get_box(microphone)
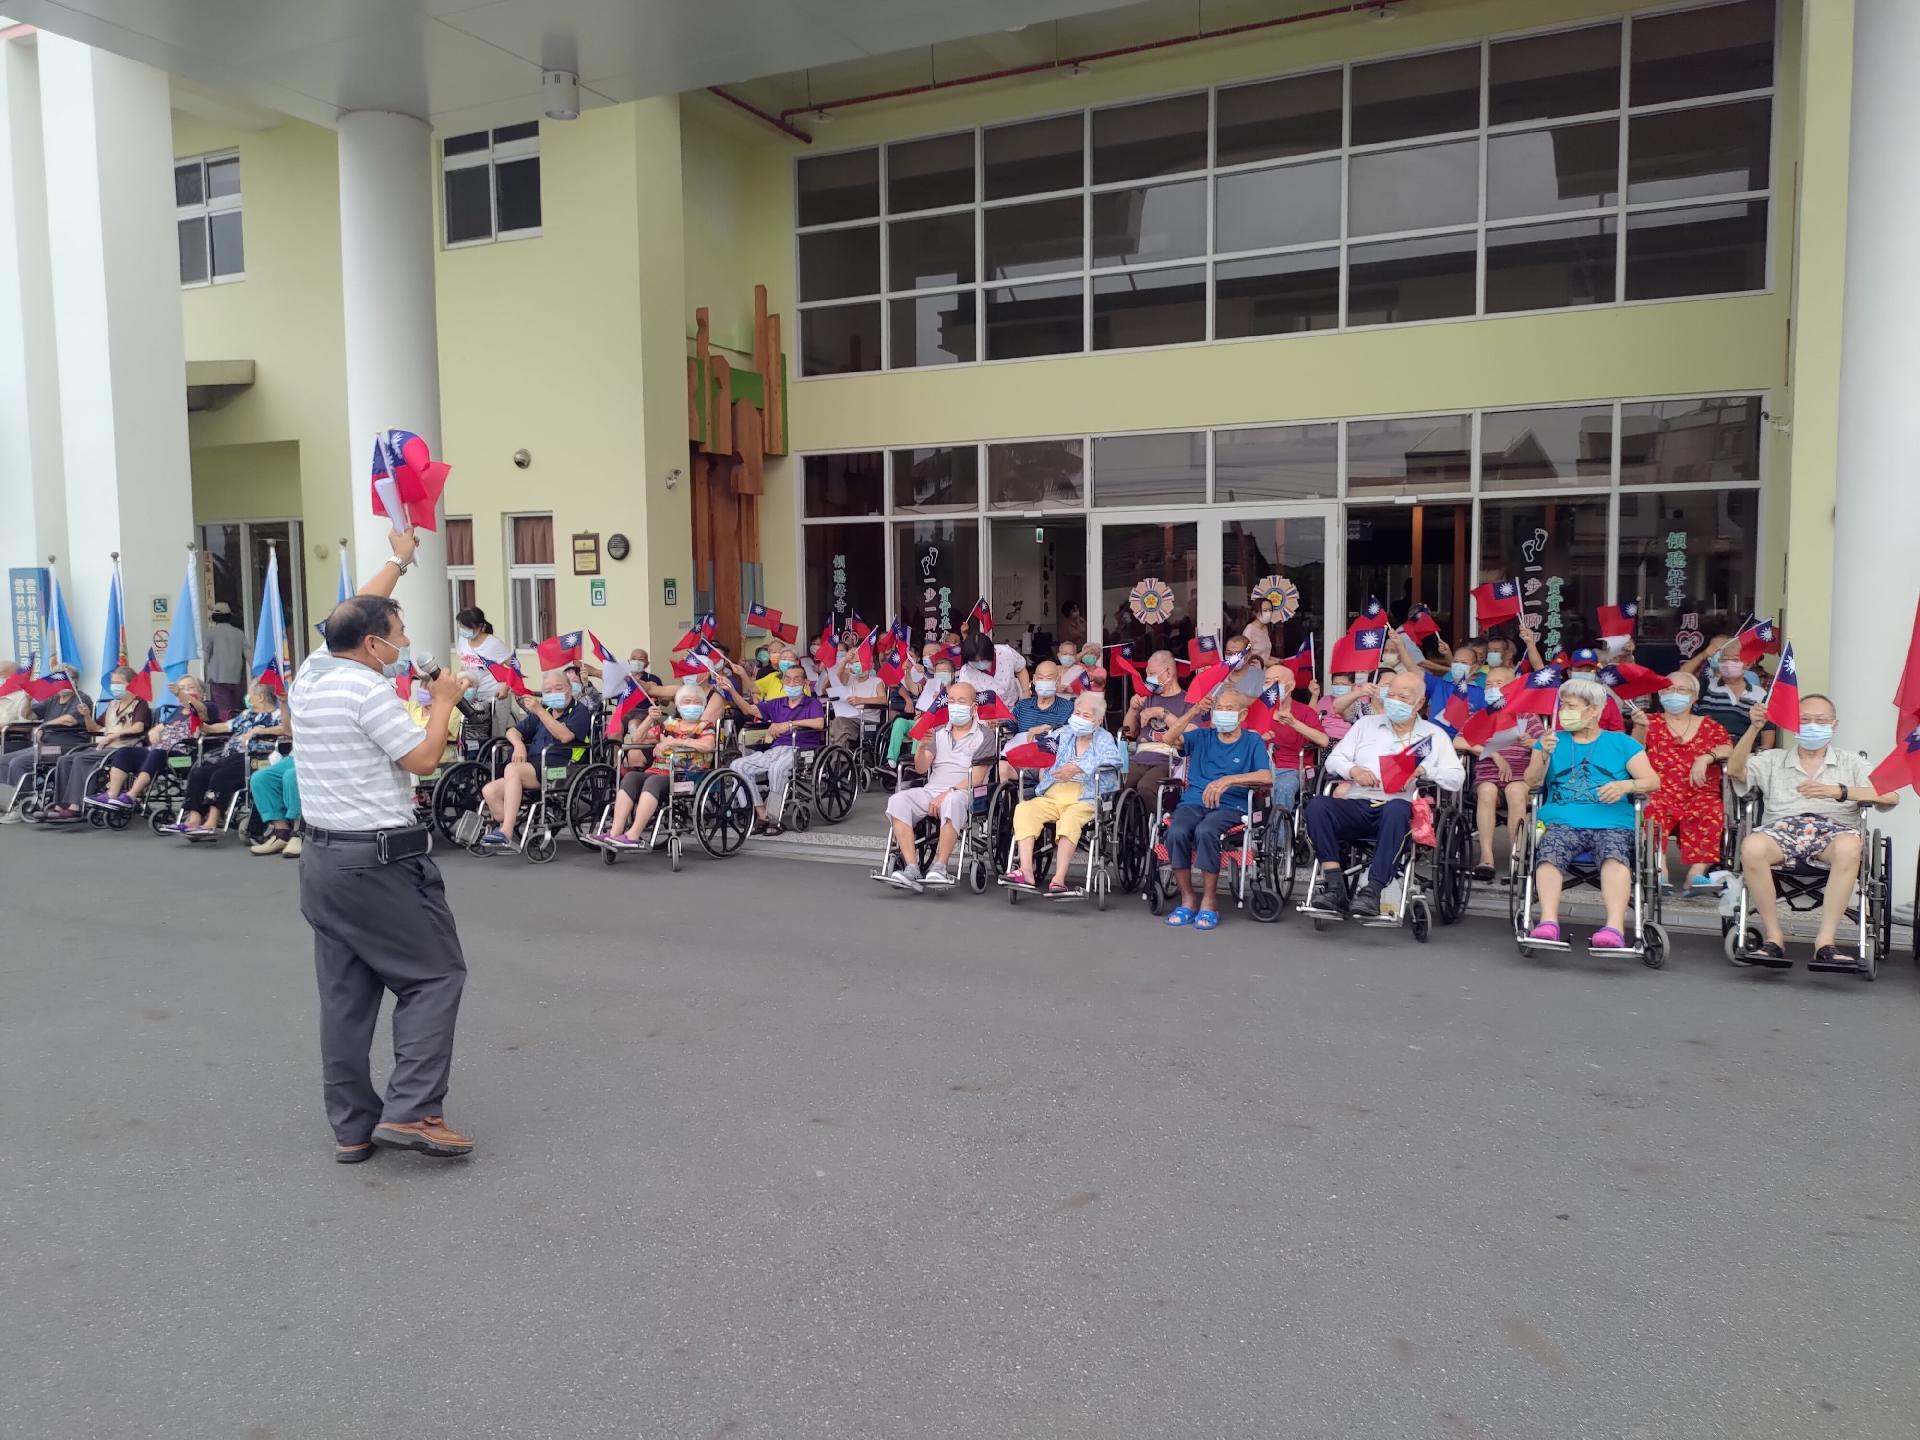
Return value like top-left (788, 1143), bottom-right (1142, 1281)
top-left (412, 650), bottom-right (443, 683)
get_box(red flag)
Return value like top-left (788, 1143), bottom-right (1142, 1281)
top-left (1347, 598), bottom-right (1391, 635)
top-left (1399, 607), bottom-right (1440, 644)
top-left (968, 597), bottom-right (993, 634)
top-left (877, 649), bottom-right (906, 686)
top-left (976, 691), bottom-right (1014, 724)
top-left (856, 638), bottom-right (875, 674)
top-left (126, 649), bottom-right (160, 703)
top-left (1242, 698), bottom-right (1276, 740)
top-left (536, 631), bottom-right (584, 669)
top-left (1500, 665), bottom-right (1565, 717)
top-left (1597, 661), bottom-right (1667, 702)
top-left (847, 613), bottom-right (873, 644)
top-left (1184, 662), bottom-right (1231, 704)
top-left (1108, 643), bottom-right (1146, 687)
top-left (1737, 619), bottom-right (1782, 666)
top-left (1329, 628), bottom-right (1388, 673)
top-left (486, 659), bottom-right (532, 697)
top-left (608, 678), bottom-right (648, 734)
top-left (1763, 642), bottom-right (1801, 731)
top-left (1460, 704), bottom-right (1502, 748)
top-left (1186, 634), bottom-right (1220, 669)
top-left (812, 619), bottom-right (839, 670)
top-left (1003, 741), bottom-right (1055, 771)
top-left (1471, 579), bottom-right (1524, 624)
top-left (1868, 724), bottom-right (1920, 796)
top-left (1894, 595), bottom-right (1920, 734)
top-left (1442, 680), bottom-right (1474, 731)
top-left (745, 602), bottom-right (784, 634)
top-left (1281, 634), bottom-right (1314, 677)
top-left (909, 705), bottom-right (949, 740)
top-left (1378, 735), bottom-right (1434, 794)
top-left (1596, 601), bottom-right (1639, 639)
top-left (23, 671), bottom-right (73, 702)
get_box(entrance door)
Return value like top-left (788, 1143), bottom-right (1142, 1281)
top-left (1090, 514), bottom-right (1200, 669)
top-left (1213, 505), bottom-right (1338, 678)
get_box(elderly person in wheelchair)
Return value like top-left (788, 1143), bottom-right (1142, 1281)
top-left (600, 683), bottom-right (716, 849)
top-left (477, 669), bottom-right (593, 854)
top-left (884, 679), bottom-right (998, 894)
top-left (1004, 690), bottom-right (1122, 896)
top-left (1726, 693), bottom-right (1898, 969)
top-left (1520, 676), bottom-right (1661, 950)
top-left (1157, 688), bottom-right (1274, 931)
top-left (722, 663), bottom-right (825, 834)
top-left (1304, 668), bottom-right (1465, 917)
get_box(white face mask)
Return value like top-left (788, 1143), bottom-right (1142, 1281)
top-left (1035, 680), bottom-right (1057, 699)
top-left (1211, 708), bottom-right (1240, 732)
top-left (948, 702), bottom-right (974, 726)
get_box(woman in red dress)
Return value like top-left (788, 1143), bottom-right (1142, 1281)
top-left (1633, 669), bottom-right (1734, 897)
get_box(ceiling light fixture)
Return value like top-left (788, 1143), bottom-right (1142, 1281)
top-left (542, 69), bottom-right (580, 120)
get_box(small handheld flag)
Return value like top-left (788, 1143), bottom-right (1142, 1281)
top-left (1379, 734), bottom-right (1433, 794)
top-left (812, 617), bottom-right (839, 671)
top-left (1868, 725), bottom-right (1920, 797)
top-left (126, 648), bottom-right (162, 704)
top-left (1330, 627), bottom-right (1386, 673)
top-left (1281, 633), bottom-right (1314, 678)
top-left (745, 602), bottom-right (783, 635)
top-left (909, 705), bottom-right (949, 740)
top-left (975, 690), bottom-right (1014, 724)
top-left (1471, 578), bottom-right (1524, 624)
top-left (1596, 661), bottom-right (1667, 702)
top-left (1184, 662), bottom-right (1233, 704)
top-left (1596, 600), bottom-right (1639, 639)
top-left (1738, 619), bottom-right (1783, 667)
top-left (1399, 606), bottom-right (1440, 645)
top-left (1499, 664), bottom-right (1564, 716)
top-left (1442, 679), bottom-right (1474, 731)
top-left (968, 597), bottom-right (994, 634)
top-left (1187, 634), bottom-right (1220, 669)
top-left (1764, 642), bottom-right (1801, 731)
top-left (367, 428), bottom-right (450, 532)
top-left (487, 657), bottom-right (533, 697)
top-left (1346, 598), bottom-right (1391, 636)
top-left (537, 631), bottom-right (585, 670)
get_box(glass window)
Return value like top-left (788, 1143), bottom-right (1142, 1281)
top-left (1213, 250), bottom-right (1340, 337)
top-left (1092, 266), bottom-right (1205, 350)
top-left (1089, 179), bottom-right (1206, 267)
top-left (445, 517), bottom-right (475, 567)
top-left (984, 114), bottom-right (1083, 200)
top-left (1348, 139), bottom-right (1480, 236)
top-left (441, 125), bottom-right (539, 246)
top-left (174, 163), bottom-right (204, 207)
top-left (888, 212), bottom-right (974, 291)
top-left (1630, 0), bottom-right (1776, 107)
top-left (984, 197), bottom-right (1083, 279)
top-left (1486, 120), bottom-right (1619, 220)
top-left (983, 281), bottom-right (1083, 359)
top-left (508, 514), bottom-right (556, 651)
top-left (1222, 515), bottom-right (1329, 663)
top-left (892, 446), bottom-right (981, 512)
top-left (1214, 424), bottom-right (1338, 501)
top-left (1215, 70), bottom-right (1342, 166)
top-left (895, 518), bottom-right (979, 643)
top-left (176, 152), bottom-right (242, 286)
top-left (1478, 496), bottom-right (1610, 655)
top-left (798, 226), bottom-right (879, 301)
top-left (495, 156), bottom-right (541, 233)
top-left (1090, 432), bottom-right (1206, 507)
top-left (1488, 23), bottom-right (1623, 125)
top-left (987, 439), bottom-right (1084, 511)
top-left (888, 132), bottom-right (974, 213)
top-left (1345, 501), bottom-right (1469, 639)
top-left (1627, 99), bottom-right (1771, 204)
top-left (443, 166), bottom-right (491, 244)
top-left (1347, 232), bottom-right (1477, 325)
top-left (799, 303), bottom-right (882, 376)
top-left (1347, 414), bottom-right (1471, 492)
top-left (1480, 405), bottom-right (1614, 491)
top-left (890, 291), bottom-right (977, 368)
top-left (1214, 158), bottom-right (1340, 253)
top-left (206, 156), bottom-right (241, 199)
top-left (1615, 486), bottom-right (1760, 670)
top-left (1620, 396), bottom-right (1761, 487)
top-left (797, 148), bottom-right (878, 226)
top-left (177, 219), bottom-right (209, 286)
top-left (1101, 520), bottom-right (1199, 667)
top-left (989, 517), bottom-right (1086, 653)
top-left (1351, 47), bottom-right (1481, 145)
top-left (802, 452), bottom-right (884, 517)
top-left (443, 131), bottom-right (489, 157)
top-left (209, 211), bottom-right (245, 277)
top-left (804, 522), bottom-right (887, 640)
top-left (1484, 216), bottom-right (1618, 312)
top-left (1092, 92), bottom-right (1207, 183)
top-left (1623, 200), bottom-right (1767, 299)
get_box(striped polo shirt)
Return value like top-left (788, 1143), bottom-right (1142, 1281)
top-left (287, 651), bottom-right (425, 830)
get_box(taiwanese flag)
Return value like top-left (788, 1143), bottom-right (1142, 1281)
top-left (1502, 664), bottom-right (1564, 716)
top-left (1108, 642), bottom-right (1146, 686)
top-left (1472, 578), bottom-right (1524, 624)
top-left (126, 648), bottom-right (162, 704)
top-left (846, 612), bottom-right (873, 644)
top-left (537, 630), bottom-right (584, 669)
top-left (1399, 606), bottom-right (1440, 644)
top-left (0, 659), bottom-right (26, 698)
top-left (1442, 679), bottom-right (1475, 731)
top-left (672, 639), bottom-right (720, 679)
top-left (1738, 618), bottom-right (1782, 666)
top-left (1003, 741), bottom-right (1056, 771)
top-left (975, 690), bottom-right (1014, 724)
top-left (1596, 661), bottom-right (1667, 702)
top-left (1868, 723), bottom-right (1920, 797)
top-left (909, 705), bottom-right (949, 740)
top-left (1329, 626), bottom-right (1387, 673)
top-left (368, 429), bottom-right (451, 532)
top-left (745, 602), bottom-right (783, 635)
top-left (855, 637), bottom-right (876, 674)
top-left (877, 647), bottom-right (907, 687)
top-left (1281, 633), bottom-right (1314, 678)
top-left (1187, 633), bottom-right (1220, 669)
top-left (669, 614), bottom-right (716, 652)
top-left (1459, 704), bottom-right (1503, 748)
top-left (1379, 734), bottom-right (1433, 794)
top-left (1347, 597), bottom-right (1391, 636)
top-left (812, 618), bottom-right (839, 670)
top-left (1596, 600), bottom-right (1639, 639)
top-left (1185, 663), bottom-right (1232, 704)
top-left (1763, 641), bottom-right (1801, 731)
top-left (967, 597), bottom-right (993, 634)
top-left (608, 677), bottom-right (648, 735)
top-left (588, 631), bottom-right (617, 665)
top-left (487, 657), bottom-right (533, 697)
top-left (891, 615), bottom-right (913, 647)
top-left (24, 663), bottom-right (74, 702)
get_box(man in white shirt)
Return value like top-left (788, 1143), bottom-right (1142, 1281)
top-left (1304, 668), bottom-right (1465, 916)
top-left (883, 680), bottom-right (997, 893)
top-left (826, 644), bottom-right (887, 749)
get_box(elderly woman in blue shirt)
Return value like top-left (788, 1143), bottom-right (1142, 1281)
top-left (1006, 690), bottom-right (1124, 896)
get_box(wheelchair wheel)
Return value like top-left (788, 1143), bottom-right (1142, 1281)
top-left (1642, 921), bottom-right (1669, 971)
top-left (668, 833), bottom-right (684, 872)
top-left (601, 840), bottom-right (619, 867)
top-left (787, 800), bottom-right (811, 833)
top-left (1094, 862), bottom-right (1112, 912)
top-left (1112, 789), bottom-right (1151, 895)
top-left (694, 770), bottom-right (752, 859)
top-left (813, 746), bottom-right (858, 825)
top-left (983, 783), bottom-right (1017, 881)
top-left (106, 801), bottom-right (136, 831)
top-left (1870, 832), bottom-right (1893, 970)
top-left (1432, 810), bottom-right (1469, 925)
top-left (147, 804), bottom-right (176, 834)
top-left (1247, 879), bottom-right (1284, 924)
top-left (478, 736), bottom-right (514, 779)
top-left (430, 761), bottom-right (486, 844)
top-left (968, 856), bottom-right (989, 893)
top-left (526, 825), bottom-right (558, 864)
top-left (566, 764), bottom-right (616, 850)
top-left (1410, 894), bottom-right (1433, 943)
top-left (1144, 873), bottom-right (1164, 916)
top-left (1270, 812), bottom-right (1299, 909)
top-left (1722, 920), bottom-right (1761, 965)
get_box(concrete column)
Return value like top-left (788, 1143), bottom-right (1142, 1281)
top-left (336, 110), bottom-right (448, 653)
top-left (0, 34), bottom-right (67, 598)
top-left (1831, 0), bottom-right (1920, 895)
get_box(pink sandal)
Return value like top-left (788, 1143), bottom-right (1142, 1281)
top-left (1590, 927), bottom-right (1627, 950)
top-left (1528, 921), bottom-right (1562, 943)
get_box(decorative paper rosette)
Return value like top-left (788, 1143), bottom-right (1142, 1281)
top-left (1128, 578), bottom-right (1175, 624)
top-left (1251, 574), bottom-right (1300, 620)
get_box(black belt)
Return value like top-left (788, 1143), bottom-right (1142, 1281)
top-left (305, 824), bottom-right (432, 862)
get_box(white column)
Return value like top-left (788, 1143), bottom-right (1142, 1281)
top-left (0, 36), bottom-right (67, 594)
top-left (1831, 0), bottom-right (1920, 898)
top-left (36, 34), bottom-right (193, 667)
top-left (336, 110), bottom-right (449, 653)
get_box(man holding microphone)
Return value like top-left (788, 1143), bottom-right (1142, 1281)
top-left (290, 528), bottom-right (479, 1164)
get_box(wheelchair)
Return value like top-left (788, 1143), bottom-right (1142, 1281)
top-left (1137, 773), bottom-right (1288, 924)
top-left (869, 761), bottom-right (997, 894)
top-left (990, 750), bottom-right (1127, 911)
top-left (4, 726), bottom-right (81, 823)
top-left (1720, 792), bottom-right (1892, 980)
top-left (455, 747), bottom-right (592, 864)
top-left (693, 744), bottom-right (842, 858)
top-left (591, 755), bottom-right (708, 871)
top-left (1296, 779), bottom-right (1467, 942)
top-left (1510, 794), bottom-right (1669, 969)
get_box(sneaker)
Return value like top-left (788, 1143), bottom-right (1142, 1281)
top-left (1350, 884), bottom-right (1383, 918)
top-left (249, 835), bottom-right (288, 856)
top-left (924, 862), bottom-right (952, 886)
top-left (0, 811), bottom-right (22, 825)
top-left (1312, 867), bottom-right (1349, 913)
top-left (109, 794), bottom-right (136, 810)
top-left (85, 792), bottom-right (114, 806)
top-left (282, 836), bottom-right (303, 858)
top-left (888, 863), bottom-right (925, 894)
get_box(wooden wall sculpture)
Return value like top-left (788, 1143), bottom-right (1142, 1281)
top-left (686, 285), bottom-right (788, 654)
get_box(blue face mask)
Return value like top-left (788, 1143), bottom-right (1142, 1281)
top-left (1068, 713), bottom-right (1095, 736)
top-left (783, 684), bottom-right (803, 699)
top-left (1798, 722), bottom-right (1834, 750)
top-left (542, 691), bottom-right (568, 709)
top-left (1211, 708), bottom-right (1240, 732)
top-left (1329, 684), bottom-right (1352, 698)
top-left (108, 682), bottom-right (128, 698)
top-left (1382, 697), bottom-right (1417, 725)
top-left (678, 704), bottom-right (705, 722)
top-left (1035, 680), bottom-right (1057, 699)
top-left (1485, 688), bottom-right (1507, 709)
top-left (1659, 691), bottom-right (1692, 713)
top-left (372, 637), bottom-right (411, 680)
top-left (463, 688), bottom-right (478, 703)
top-left (1448, 661), bottom-right (1470, 683)
top-left (569, 681), bottom-right (584, 697)
top-left (777, 657), bottom-right (794, 671)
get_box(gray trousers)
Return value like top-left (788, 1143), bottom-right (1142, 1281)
top-left (298, 836), bottom-right (468, 1144)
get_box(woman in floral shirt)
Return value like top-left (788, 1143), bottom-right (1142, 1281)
top-left (168, 683), bottom-right (286, 839)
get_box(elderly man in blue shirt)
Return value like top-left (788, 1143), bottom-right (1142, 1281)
top-left (1001, 659), bottom-right (1075, 782)
top-left (1005, 690), bottom-right (1123, 896)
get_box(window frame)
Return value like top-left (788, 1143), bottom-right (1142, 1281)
top-left (504, 512), bottom-right (557, 651)
top-left (791, 0), bottom-right (1777, 377)
top-left (175, 150), bottom-right (244, 288)
top-left (445, 515), bottom-right (477, 628)
top-left (442, 124), bottom-right (543, 250)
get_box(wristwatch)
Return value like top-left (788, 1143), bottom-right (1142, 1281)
top-left (386, 555), bottom-right (413, 574)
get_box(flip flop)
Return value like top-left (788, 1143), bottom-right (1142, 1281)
top-left (1045, 881), bottom-right (1072, 899)
top-left (1194, 910), bottom-right (1220, 931)
top-left (1165, 905), bottom-right (1195, 927)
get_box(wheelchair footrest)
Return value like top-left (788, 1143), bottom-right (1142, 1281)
top-left (1806, 954), bottom-right (1867, 975)
top-left (1354, 914), bottom-right (1401, 929)
top-left (1297, 903), bottom-right (1347, 920)
top-left (1587, 943), bottom-right (1645, 959)
top-left (1519, 937), bottom-right (1573, 952)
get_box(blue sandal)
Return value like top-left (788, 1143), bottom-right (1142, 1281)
top-left (1194, 909), bottom-right (1220, 931)
top-left (1165, 905), bottom-right (1195, 927)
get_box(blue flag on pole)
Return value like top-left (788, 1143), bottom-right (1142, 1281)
top-left (95, 560), bottom-right (128, 712)
top-left (41, 563), bottom-right (80, 678)
top-left (251, 545), bottom-right (289, 692)
top-left (163, 552), bottom-right (200, 683)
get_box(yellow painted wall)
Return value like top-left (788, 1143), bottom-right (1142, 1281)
top-left (172, 112), bottom-right (350, 636)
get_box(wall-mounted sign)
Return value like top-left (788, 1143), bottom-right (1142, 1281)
top-left (606, 533), bottom-right (631, 562)
top-left (572, 532), bottom-right (601, 576)
top-left (663, 578), bottom-right (678, 607)
top-left (1128, 578), bottom-right (1175, 625)
top-left (10, 567), bottom-right (47, 665)
top-left (589, 579), bottom-right (607, 608)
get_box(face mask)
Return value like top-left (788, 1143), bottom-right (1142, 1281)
top-left (1211, 709), bottom-right (1241, 732)
top-left (1448, 662), bottom-right (1470, 683)
top-left (109, 682), bottom-right (128, 698)
top-left (1798, 722), bottom-right (1834, 749)
top-left (1068, 713), bottom-right (1095, 736)
top-left (783, 684), bottom-right (803, 699)
top-left (463, 688), bottom-right (477, 703)
top-left (1058, 652), bottom-right (1076, 666)
top-left (1485, 688), bottom-right (1507, 709)
top-left (457, 629), bottom-right (474, 644)
top-left (1485, 652), bottom-right (1503, 668)
top-left (947, 702), bottom-right (974, 725)
top-left (778, 658), bottom-right (794, 671)
top-left (633, 659), bottom-right (649, 672)
top-left (848, 663), bottom-right (865, 677)
top-left (371, 637), bottom-right (411, 680)
top-left (755, 652), bottom-right (769, 666)
top-left (542, 691), bottom-right (568, 709)
top-left (1329, 684), bottom-right (1352, 698)
top-left (934, 670), bottom-right (953, 685)
top-left (677, 704), bottom-right (705, 722)
top-left (1718, 661), bottom-right (1744, 680)
top-left (1082, 653), bottom-right (1100, 668)
top-left (1659, 691), bottom-right (1692, 714)
top-left (569, 681), bottom-right (584, 697)
top-left (1382, 697), bottom-right (1416, 726)
top-left (1558, 707), bottom-right (1586, 730)
top-left (1035, 680), bottom-right (1057, 699)
top-left (969, 660), bottom-right (991, 674)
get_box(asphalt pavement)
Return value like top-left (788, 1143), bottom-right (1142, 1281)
top-left (2, 822), bottom-right (1917, 1440)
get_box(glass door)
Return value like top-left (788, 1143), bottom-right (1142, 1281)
top-left (1212, 504), bottom-right (1338, 679)
top-left (1091, 513), bottom-right (1200, 672)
